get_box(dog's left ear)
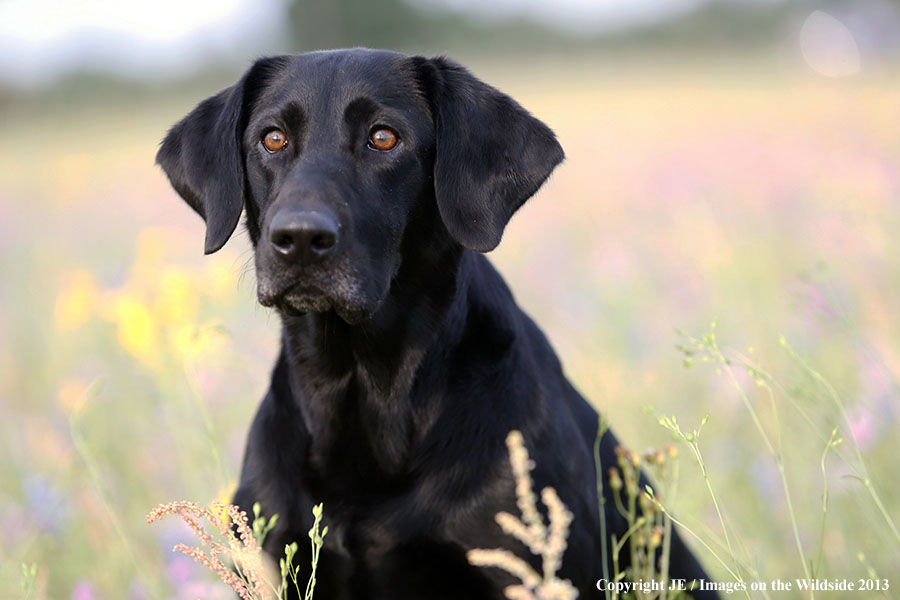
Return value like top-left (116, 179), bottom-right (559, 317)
top-left (416, 56), bottom-right (565, 253)
top-left (157, 56), bottom-right (287, 254)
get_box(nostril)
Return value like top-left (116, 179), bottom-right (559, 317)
top-left (273, 233), bottom-right (295, 251)
top-left (310, 232), bottom-right (336, 253)
top-left (271, 231), bottom-right (298, 256)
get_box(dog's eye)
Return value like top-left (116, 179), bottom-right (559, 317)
top-left (263, 130), bottom-right (287, 153)
top-left (368, 128), bottom-right (398, 152)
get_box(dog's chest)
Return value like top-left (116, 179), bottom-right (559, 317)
top-left (317, 510), bottom-right (507, 600)
top-left (298, 361), bottom-right (447, 482)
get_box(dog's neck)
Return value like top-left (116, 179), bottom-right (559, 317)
top-left (277, 239), bottom-right (470, 479)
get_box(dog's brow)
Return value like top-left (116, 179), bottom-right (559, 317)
top-left (252, 102), bottom-right (306, 130)
top-left (281, 101), bottom-right (307, 133)
top-left (343, 97), bottom-right (378, 127)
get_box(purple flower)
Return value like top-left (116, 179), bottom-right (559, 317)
top-left (22, 473), bottom-right (69, 534)
top-left (166, 555), bottom-right (195, 586)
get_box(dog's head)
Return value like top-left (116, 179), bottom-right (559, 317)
top-left (158, 49), bottom-right (563, 323)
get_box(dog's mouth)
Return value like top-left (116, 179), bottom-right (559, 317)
top-left (257, 280), bottom-right (372, 324)
top-left (269, 284), bottom-right (332, 314)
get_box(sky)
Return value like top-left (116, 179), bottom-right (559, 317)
top-left (0, 0), bottom-right (708, 86)
top-left (0, 0), bottom-right (290, 85)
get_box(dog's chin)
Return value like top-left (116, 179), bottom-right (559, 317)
top-left (266, 290), bottom-right (373, 325)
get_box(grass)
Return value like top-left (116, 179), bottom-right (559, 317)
top-left (1, 55), bottom-right (899, 597)
top-left (659, 322), bottom-right (899, 597)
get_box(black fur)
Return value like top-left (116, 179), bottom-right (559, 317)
top-left (158, 48), bottom-right (716, 599)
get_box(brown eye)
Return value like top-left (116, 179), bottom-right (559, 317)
top-left (368, 128), bottom-right (398, 151)
top-left (263, 129), bottom-right (287, 152)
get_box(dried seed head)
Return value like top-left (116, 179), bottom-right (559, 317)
top-left (608, 467), bottom-right (622, 491)
top-left (650, 526), bottom-right (663, 548)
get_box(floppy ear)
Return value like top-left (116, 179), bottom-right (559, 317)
top-left (156, 57), bottom-right (287, 254)
top-left (424, 57), bottom-right (565, 253)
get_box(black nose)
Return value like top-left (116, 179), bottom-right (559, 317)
top-left (268, 209), bottom-right (340, 264)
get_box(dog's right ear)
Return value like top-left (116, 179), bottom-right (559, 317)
top-left (412, 56), bottom-right (564, 253)
top-left (156, 56), bottom-right (288, 254)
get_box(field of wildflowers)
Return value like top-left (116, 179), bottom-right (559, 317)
top-left (1, 55), bottom-right (898, 597)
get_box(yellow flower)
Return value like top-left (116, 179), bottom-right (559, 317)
top-left (54, 270), bottom-right (97, 331)
top-left (112, 294), bottom-right (158, 364)
top-left (168, 321), bottom-right (226, 364)
top-left (155, 267), bottom-right (199, 325)
top-left (211, 482), bottom-right (238, 525)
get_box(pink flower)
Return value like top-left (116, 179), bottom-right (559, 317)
top-left (71, 580), bottom-right (97, 600)
top-left (848, 411), bottom-right (875, 451)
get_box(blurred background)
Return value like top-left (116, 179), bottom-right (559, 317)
top-left (1, 0), bottom-right (899, 597)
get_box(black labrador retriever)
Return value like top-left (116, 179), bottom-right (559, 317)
top-left (157, 48), bottom-right (715, 599)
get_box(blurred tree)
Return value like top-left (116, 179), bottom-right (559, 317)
top-left (287, 0), bottom-right (900, 58)
top-left (286, 0), bottom-right (578, 55)
top-left (289, 0), bottom-right (432, 51)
